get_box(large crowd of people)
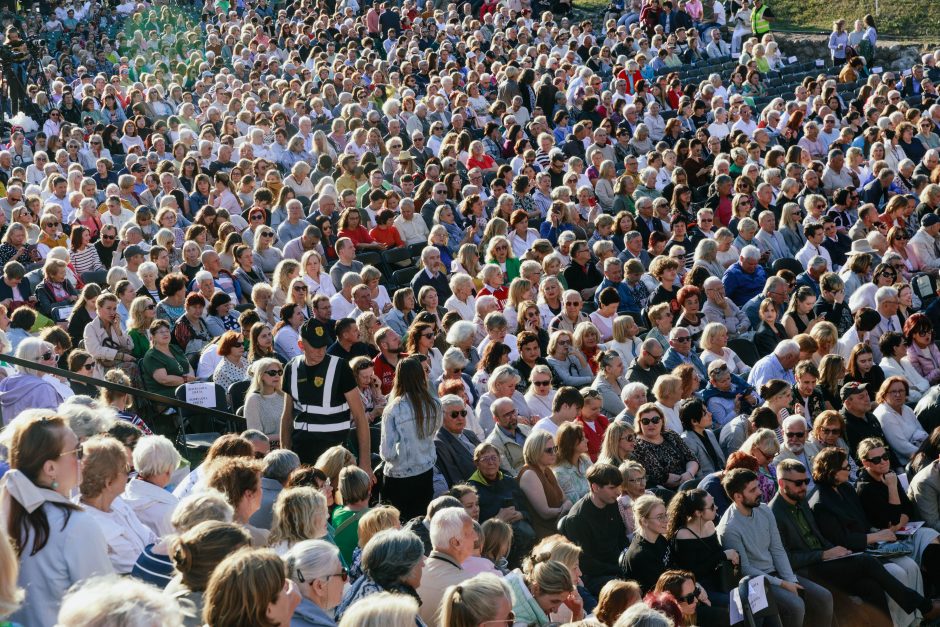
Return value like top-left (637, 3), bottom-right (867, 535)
top-left (1, 0), bottom-right (940, 624)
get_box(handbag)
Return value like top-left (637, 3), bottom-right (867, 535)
top-left (716, 556), bottom-right (741, 593)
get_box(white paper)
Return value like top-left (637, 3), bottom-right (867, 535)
top-left (730, 575), bottom-right (768, 624)
top-left (899, 472), bottom-right (910, 493)
top-left (788, 56), bottom-right (797, 63)
top-left (896, 520), bottom-right (923, 535)
top-left (904, 69), bottom-right (913, 77)
top-left (872, 66), bottom-right (883, 74)
top-left (815, 59), bottom-right (824, 67)
top-left (185, 382), bottom-right (216, 408)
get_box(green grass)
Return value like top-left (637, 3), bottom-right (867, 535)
top-left (759, 0), bottom-right (940, 38)
top-left (574, 0), bottom-right (940, 38)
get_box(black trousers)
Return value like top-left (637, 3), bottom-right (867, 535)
top-left (382, 469), bottom-right (434, 522)
top-left (803, 554), bottom-right (927, 627)
top-left (291, 429), bottom-right (348, 465)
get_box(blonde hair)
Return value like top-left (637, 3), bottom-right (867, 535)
top-left (79, 435), bottom-right (128, 499)
top-left (440, 573), bottom-right (512, 627)
top-left (0, 527), bottom-right (22, 617)
top-left (314, 445), bottom-right (355, 497)
top-left (527, 535), bottom-right (582, 573)
top-left (338, 591), bottom-right (420, 627)
top-left (357, 505), bottom-right (401, 548)
top-left (522, 430), bottom-right (554, 467)
top-left (268, 487), bottom-right (328, 548)
top-left (633, 494), bottom-right (666, 531)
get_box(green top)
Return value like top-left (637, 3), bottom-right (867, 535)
top-left (141, 345), bottom-right (190, 397)
top-left (331, 506), bottom-right (370, 566)
top-left (129, 328), bottom-right (151, 359)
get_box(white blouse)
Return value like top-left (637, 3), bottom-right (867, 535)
top-left (304, 272), bottom-right (337, 297)
top-left (874, 402), bottom-right (927, 466)
top-left (83, 496), bottom-right (158, 574)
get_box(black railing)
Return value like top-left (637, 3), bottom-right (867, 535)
top-left (0, 353), bottom-right (240, 423)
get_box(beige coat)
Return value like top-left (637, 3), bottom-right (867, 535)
top-left (83, 316), bottom-right (133, 377)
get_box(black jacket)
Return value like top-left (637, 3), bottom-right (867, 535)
top-left (808, 481), bottom-right (874, 552)
top-left (841, 407), bottom-right (901, 469)
top-left (634, 214), bottom-right (666, 247)
top-left (563, 495), bottom-right (628, 594)
top-left (768, 493), bottom-right (833, 572)
top-left (433, 428), bottom-right (480, 488)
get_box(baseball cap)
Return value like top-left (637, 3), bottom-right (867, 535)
top-left (840, 382), bottom-right (868, 401)
top-left (924, 213), bottom-right (940, 228)
top-left (300, 319), bottom-right (331, 348)
top-left (124, 245), bottom-right (145, 259)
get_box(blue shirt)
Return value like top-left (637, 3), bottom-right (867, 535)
top-left (722, 262), bottom-right (767, 307)
top-left (748, 354), bottom-right (795, 393)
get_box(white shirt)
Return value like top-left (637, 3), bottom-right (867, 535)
top-left (532, 416), bottom-right (561, 435)
top-left (444, 294), bottom-right (476, 321)
top-left (874, 402), bottom-right (927, 466)
top-left (479, 333), bottom-right (519, 361)
top-left (123, 477), bottom-right (179, 538)
top-left (303, 272), bottom-right (337, 297)
top-left (656, 401), bottom-right (682, 434)
top-left (795, 241), bottom-right (833, 272)
top-left (83, 496), bottom-right (158, 574)
top-left (330, 292), bottom-right (355, 320)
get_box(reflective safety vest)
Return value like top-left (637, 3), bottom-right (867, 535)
top-left (751, 5), bottom-right (770, 34)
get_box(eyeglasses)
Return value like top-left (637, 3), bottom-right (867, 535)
top-left (478, 454), bottom-right (500, 463)
top-left (782, 477), bottom-right (811, 486)
top-left (646, 513), bottom-right (668, 522)
top-left (888, 388), bottom-right (906, 395)
top-left (786, 431), bottom-right (806, 439)
top-left (821, 427), bottom-right (842, 436)
top-left (544, 446), bottom-right (558, 455)
top-left (640, 416), bottom-right (661, 426)
top-left (59, 444), bottom-right (83, 461)
top-left (264, 369), bottom-right (284, 377)
top-left (865, 453), bottom-right (891, 464)
top-left (448, 410), bottom-right (468, 418)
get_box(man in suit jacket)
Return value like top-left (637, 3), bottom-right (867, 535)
top-left (634, 197), bottom-right (665, 247)
top-left (771, 459), bottom-right (940, 623)
top-left (434, 396), bottom-right (482, 488)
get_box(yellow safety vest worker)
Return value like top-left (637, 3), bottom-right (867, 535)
top-left (751, 5), bottom-right (770, 35)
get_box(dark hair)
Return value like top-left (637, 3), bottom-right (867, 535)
top-left (903, 312), bottom-right (933, 345)
top-left (879, 331), bottom-right (905, 358)
top-left (586, 462), bottom-right (623, 488)
top-left (598, 286), bottom-right (621, 307)
top-left (678, 397), bottom-right (707, 431)
top-left (855, 307), bottom-right (882, 332)
top-left (10, 307), bottom-right (36, 331)
top-left (552, 385), bottom-right (585, 413)
top-left (721, 468), bottom-right (758, 500)
top-left (759, 379), bottom-right (790, 401)
top-left (390, 356), bottom-right (439, 439)
top-left (478, 341), bottom-right (511, 374)
top-left (750, 406), bottom-right (780, 430)
top-left (665, 488), bottom-right (710, 538)
top-left (812, 446), bottom-right (848, 486)
top-left (285, 465), bottom-right (329, 488)
top-left (207, 291), bottom-right (232, 316)
top-left (160, 273), bottom-right (187, 296)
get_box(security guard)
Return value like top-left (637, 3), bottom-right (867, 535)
top-left (280, 318), bottom-right (374, 481)
top-left (751, 0), bottom-right (772, 37)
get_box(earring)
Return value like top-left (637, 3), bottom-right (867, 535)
top-left (50, 480), bottom-right (59, 490)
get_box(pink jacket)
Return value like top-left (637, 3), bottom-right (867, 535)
top-left (909, 342), bottom-right (940, 384)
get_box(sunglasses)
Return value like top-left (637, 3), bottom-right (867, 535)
top-left (101, 235), bottom-right (115, 241)
top-left (640, 416), bottom-right (661, 426)
top-left (293, 285), bottom-right (308, 291)
top-left (678, 591), bottom-right (699, 605)
top-left (448, 410), bottom-right (468, 418)
top-left (40, 351), bottom-right (54, 361)
top-left (782, 477), bottom-right (810, 487)
top-left (544, 446), bottom-right (558, 455)
top-left (264, 369), bottom-right (284, 377)
top-left (821, 428), bottom-right (842, 435)
top-left (45, 222), bottom-right (60, 228)
top-left (785, 431), bottom-right (806, 439)
top-left (865, 453), bottom-right (890, 464)
top-left (261, 232), bottom-right (274, 238)
top-left (533, 380), bottom-right (551, 387)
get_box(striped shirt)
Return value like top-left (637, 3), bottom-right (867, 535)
top-left (71, 245), bottom-right (105, 274)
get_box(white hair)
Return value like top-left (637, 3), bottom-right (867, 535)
top-left (621, 381), bottom-right (648, 403)
top-left (132, 435), bottom-right (181, 479)
top-left (284, 539), bottom-right (342, 585)
top-left (57, 575), bottom-right (185, 627)
top-left (774, 339), bottom-right (801, 359)
top-left (740, 245), bottom-right (761, 260)
top-left (429, 506), bottom-right (471, 551)
top-left (875, 286), bottom-right (899, 306)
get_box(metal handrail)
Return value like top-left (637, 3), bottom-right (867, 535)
top-left (0, 353), bottom-right (241, 423)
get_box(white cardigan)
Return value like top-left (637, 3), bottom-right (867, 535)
top-left (874, 402), bottom-right (928, 466)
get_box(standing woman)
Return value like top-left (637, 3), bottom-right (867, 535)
top-left (3, 415), bottom-right (113, 626)
top-left (380, 356), bottom-right (443, 522)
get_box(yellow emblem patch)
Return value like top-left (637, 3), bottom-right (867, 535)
top-left (315, 326), bottom-right (324, 336)
top-left (314, 376), bottom-right (324, 387)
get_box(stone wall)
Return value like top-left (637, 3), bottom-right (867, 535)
top-left (776, 34), bottom-right (925, 73)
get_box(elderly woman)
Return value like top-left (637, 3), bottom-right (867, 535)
top-left (678, 398), bottom-right (726, 480)
top-left (141, 319), bottom-right (196, 400)
top-left (632, 403), bottom-right (699, 491)
top-left (699, 322), bottom-right (749, 376)
top-left (477, 364), bottom-right (535, 435)
top-left (284, 540), bottom-right (347, 627)
top-left (35, 258), bottom-right (79, 320)
top-left (122, 435), bottom-right (182, 538)
top-left (616, 382), bottom-right (650, 425)
top-left (742, 428), bottom-right (781, 503)
top-left (518, 430), bottom-right (571, 539)
top-left (872, 376), bottom-right (927, 467)
top-left (80, 435), bottom-right (158, 574)
top-left (0, 338), bottom-right (64, 420)
top-left (652, 374), bottom-right (684, 434)
top-left (84, 293), bottom-right (135, 378)
top-left (546, 330), bottom-right (594, 388)
top-left (336, 529), bottom-right (425, 616)
top-left (592, 349), bottom-right (627, 419)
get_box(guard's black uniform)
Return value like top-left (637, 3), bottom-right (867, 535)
top-left (283, 352), bottom-right (357, 464)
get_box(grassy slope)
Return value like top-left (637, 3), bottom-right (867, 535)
top-left (576, 0), bottom-right (940, 38)
top-left (746, 0), bottom-right (940, 37)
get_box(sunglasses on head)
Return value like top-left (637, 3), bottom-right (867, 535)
top-left (640, 416), bottom-right (661, 426)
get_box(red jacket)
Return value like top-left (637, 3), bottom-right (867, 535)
top-left (577, 413), bottom-right (610, 462)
